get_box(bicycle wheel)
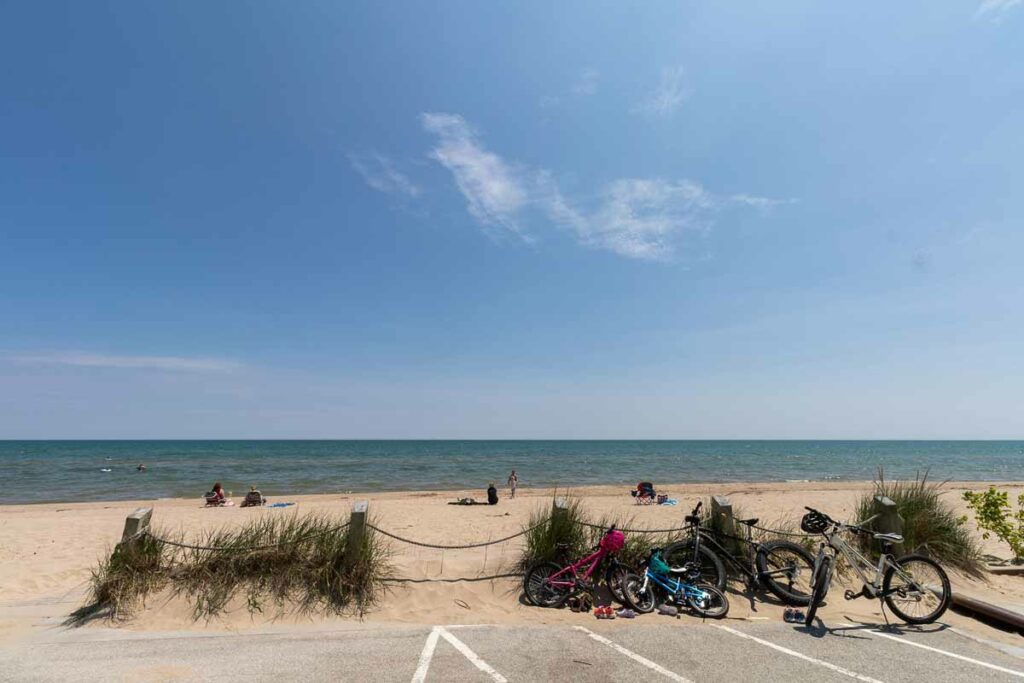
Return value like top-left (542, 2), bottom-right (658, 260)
top-left (804, 554), bottom-right (832, 626)
top-left (524, 562), bottom-right (572, 608)
top-left (605, 562), bottom-right (630, 605)
top-left (685, 583), bottom-right (730, 619)
top-left (756, 540), bottom-right (815, 606)
top-left (883, 554), bottom-right (951, 625)
top-left (622, 572), bottom-right (658, 613)
top-left (661, 539), bottom-right (727, 590)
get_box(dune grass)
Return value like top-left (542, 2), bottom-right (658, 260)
top-left (73, 512), bottom-right (391, 624)
top-left (854, 470), bottom-right (982, 574)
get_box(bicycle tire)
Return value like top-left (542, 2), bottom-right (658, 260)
top-left (622, 572), bottom-right (657, 613)
top-left (685, 583), bottom-right (730, 619)
top-left (523, 562), bottom-right (572, 608)
top-left (661, 539), bottom-right (727, 590)
top-left (605, 562), bottom-right (630, 606)
top-left (756, 540), bottom-right (815, 606)
top-left (882, 554), bottom-right (951, 625)
top-left (804, 554), bottom-right (832, 626)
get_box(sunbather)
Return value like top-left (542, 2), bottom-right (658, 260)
top-left (240, 485), bottom-right (266, 507)
top-left (204, 482), bottom-right (233, 507)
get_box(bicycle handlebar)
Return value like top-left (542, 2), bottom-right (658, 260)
top-left (805, 507), bottom-right (880, 534)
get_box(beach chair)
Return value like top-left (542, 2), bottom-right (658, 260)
top-left (240, 489), bottom-right (265, 507)
top-left (204, 491), bottom-right (225, 507)
top-left (632, 482), bottom-right (657, 505)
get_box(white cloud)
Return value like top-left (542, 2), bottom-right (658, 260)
top-left (423, 113), bottom-right (791, 261)
top-left (975, 0), bottom-right (1021, 19)
top-left (349, 152), bottom-right (421, 197)
top-left (633, 66), bottom-right (689, 117)
top-left (571, 68), bottom-right (600, 96)
top-left (421, 112), bottom-right (530, 238)
top-left (730, 194), bottom-right (798, 211)
top-left (9, 352), bottom-right (241, 373)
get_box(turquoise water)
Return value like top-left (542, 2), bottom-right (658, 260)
top-left (2, 440), bottom-right (1022, 504)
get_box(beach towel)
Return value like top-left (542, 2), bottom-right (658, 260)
top-left (267, 502), bottom-right (294, 508)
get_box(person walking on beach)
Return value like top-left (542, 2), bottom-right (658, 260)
top-left (507, 470), bottom-right (518, 498)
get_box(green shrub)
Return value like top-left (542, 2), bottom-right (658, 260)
top-left (962, 487), bottom-right (1024, 562)
top-left (855, 470), bottom-right (981, 574)
top-left (70, 532), bottom-right (170, 623)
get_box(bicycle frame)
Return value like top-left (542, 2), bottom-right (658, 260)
top-left (639, 567), bottom-right (711, 604)
top-left (544, 546), bottom-right (609, 590)
top-left (817, 526), bottom-right (917, 599)
top-left (691, 521), bottom-right (799, 585)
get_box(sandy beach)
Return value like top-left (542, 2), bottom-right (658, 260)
top-left (2, 481), bottom-right (1022, 648)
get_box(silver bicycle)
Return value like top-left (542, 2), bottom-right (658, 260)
top-left (800, 507), bottom-right (951, 627)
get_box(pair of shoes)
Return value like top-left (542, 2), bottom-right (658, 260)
top-left (594, 606), bottom-right (616, 619)
top-left (657, 604), bottom-right (679, 617)
top-left (783, 608), bottom-right (807, 623)
top-left (615, 608), bottom-right (636, 619)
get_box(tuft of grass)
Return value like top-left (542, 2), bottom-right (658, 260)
top-left (74, 512), bottom-right (391, 624)
top-left (517, 493), bottom-right (589, 572)
top-left (855, 470), bottom-right (982, 575)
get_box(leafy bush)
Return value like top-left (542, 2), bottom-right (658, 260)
top-left (855, 470), bottom-right (981, 574)
top-left (962, 487), bottom-right (1024, 562)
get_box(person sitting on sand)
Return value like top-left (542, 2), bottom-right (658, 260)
top-left (240, 485), bottom-right (266, 507)
top-left (205, 482), bottom-right (233, 507)
top-left (487, 482), bottom-right (498, 505)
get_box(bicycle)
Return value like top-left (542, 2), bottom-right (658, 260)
top-left (523, 526), bottom-right (630, 608)
top-left (800, 507), bottom-right (951, 627)
top-left (661, 502), bottom-right (816, 606)
top-left (621, 548), bottom-right (729, 619)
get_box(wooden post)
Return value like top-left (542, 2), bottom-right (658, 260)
top-left (121, 507), bottom-right (152, 542)
top-left (552, 497), bottom-right (569, 526)
top-left (871, 495), bottom-right (905, 554)
top-left (346, 500), bottom-right (369, 564)
top-left (711, 496), bottom-right (739, 555)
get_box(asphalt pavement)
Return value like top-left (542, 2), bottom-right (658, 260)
top-left (2, 618), bottom-right (1023, 682)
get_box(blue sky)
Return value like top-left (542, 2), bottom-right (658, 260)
top-left (1, 1), bottom-right (1022, 438)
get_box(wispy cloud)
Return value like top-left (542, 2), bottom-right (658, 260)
top-left (424, 113), bottom-right (791, 260)
top-left (348, 152), bottom-right (421, 197)
top-left (421, 112), bottom-right (530, 239)
top-left (9, 352), bottom-right (241, 373)
top-left (633, 66), bottom-right (689, 118)
top-left (974, 0), bottom-right (1021, 19)
top-left (571, 68), bottom-right (600, 96)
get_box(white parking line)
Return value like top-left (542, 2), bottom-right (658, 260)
top-left (411, 627), bottom-right (440, 683)
top-left (437, 626), bottom-right (508, 683)
top-left (711, 624), bottom-right (885, 683)
top-left (854, 626), bottom-right (1024, 679)
top-left (573, 626), bottom-right (694, 682)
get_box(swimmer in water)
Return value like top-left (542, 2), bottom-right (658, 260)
top-left (137, 463), bottom-right (146, 472)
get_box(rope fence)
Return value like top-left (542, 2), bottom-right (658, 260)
top-left (366, 521), bottom-right (545, 550)
top-left (141, 522), bottom-right (351, 553)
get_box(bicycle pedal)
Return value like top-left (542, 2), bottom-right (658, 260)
top-left (843, 589), bottom-right (857, 601)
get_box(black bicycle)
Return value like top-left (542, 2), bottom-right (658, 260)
top-left (661, 502), bottom-right (816, 606)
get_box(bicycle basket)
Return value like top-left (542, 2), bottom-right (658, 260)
top-left (600, 529), bottom-right (625, 553)
top-left (800, 510), bottom-right (829, 534)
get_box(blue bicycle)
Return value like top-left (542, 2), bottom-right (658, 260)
top-left (622, 548), bottom-right (730, 619)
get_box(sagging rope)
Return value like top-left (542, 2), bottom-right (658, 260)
top-left (365, 521), bottom-right (546, 549)
top-left (143, 521), bottom-right (350, 553)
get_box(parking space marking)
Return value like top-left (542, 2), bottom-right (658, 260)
top-left (436, 626), bottom-right (508, 683)
top-left (851, 626), bottom-right (1024, 679)
top-left (711, 624), bottom-right (885, 683)
top-left (411, 627), bottom-right (440, 683)
top-left (573, 626), bottom-right (694, 682)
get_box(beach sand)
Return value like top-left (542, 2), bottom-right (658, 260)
top-left (2, 481), bottom-right (1022, 647)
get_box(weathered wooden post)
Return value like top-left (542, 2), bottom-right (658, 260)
top-left (871, 495), bottom-right (905, 554)
top-left (711, 496), bottom-right (740, 555)
top-left (345, 500), bottom-right (369, 565)
top-left (121, 507), bottom-right (153, 543)
top-left (551, 497), bottom-right (569, 525)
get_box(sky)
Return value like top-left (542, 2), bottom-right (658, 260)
top-left (1, 1), bottom-right (1022, 439)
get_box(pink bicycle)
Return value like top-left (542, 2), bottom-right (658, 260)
top-left (523, 526), bottom-right (628, 607)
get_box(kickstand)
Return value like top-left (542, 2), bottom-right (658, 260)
top-left (879, 598), bottom-right (891, 629)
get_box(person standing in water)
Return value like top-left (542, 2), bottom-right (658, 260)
top-left (507, 470), bottom-right (518, 498)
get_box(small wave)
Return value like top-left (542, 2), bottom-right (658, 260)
top-left (785, 479), bottom-right (810, 483)
top-left (100, 468), bottom-right (112, 473)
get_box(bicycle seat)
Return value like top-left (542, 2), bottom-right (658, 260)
top-left (736, 517), bottom-right (759, 527)
top-left (685, 515), bottom-right (701, 525)
top-left (873, 533), bottom-right (903, 543)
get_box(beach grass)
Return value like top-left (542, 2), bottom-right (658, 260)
top-left (73, 512), bottom-right (391, 623)
top-left (855, 470), bottom-right (982, 574)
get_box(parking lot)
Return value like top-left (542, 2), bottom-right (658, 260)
top-left (2, 618), bottom-right (1023, 682)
